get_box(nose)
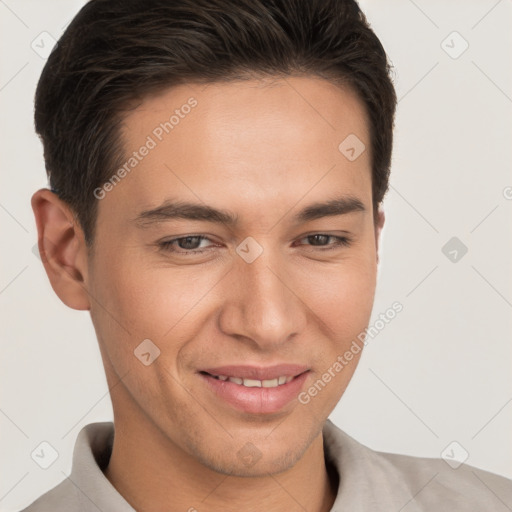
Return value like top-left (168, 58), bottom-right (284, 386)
top-left (218, 244), bottom-right (307, 350)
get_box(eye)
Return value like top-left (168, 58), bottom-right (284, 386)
top-left (158, 235), bottom-right (215, 255)
top-left (296, 234), bottom-right (352, 251)
top-left (157, 233), bottom-right (352, 256)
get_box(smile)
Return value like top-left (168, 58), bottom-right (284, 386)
top-left (203, 372), bottom-right (295, 388)
top-left (198, 365), bottom-right (311, 414)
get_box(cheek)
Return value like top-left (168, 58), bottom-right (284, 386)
top-left (89, 251), bottom-right (226, 363)
top-left (295, 261), bottom-right (376, 417)
top-left (88, 251), bottom-right (166, 364)
top-left (303, 256), bottom-right (377, 338)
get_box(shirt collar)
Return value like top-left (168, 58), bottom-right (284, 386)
top-left (323, 419), bottom-right (420, 511)
top-left (70, 421), bottom-right (135, 511)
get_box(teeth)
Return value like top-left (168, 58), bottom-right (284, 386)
top-left (262, 378), bottom-right (278, 388)
top-left (242, 378), bottom-right (262, 387)
top-left (211, 374), bottom-right (294, 387)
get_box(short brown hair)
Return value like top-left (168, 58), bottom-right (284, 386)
top-left (34, 0), bottom-right (397, 248)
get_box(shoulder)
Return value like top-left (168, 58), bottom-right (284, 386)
top-left (17, 478), bottom-right (80, 512)
top-left (380, 449), bottom-right (512, 510)
top-left (17, 421), bottom-right (124, 512)
top-left (323, 419), bottom-right (512, 511)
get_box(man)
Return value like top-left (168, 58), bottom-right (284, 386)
top-left (24, 0), bottom-right (512, 510)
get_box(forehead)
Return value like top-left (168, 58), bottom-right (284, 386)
top-left (99, 76), bottom-right (372, 226)
top-left (121, 76), bottom-right (370, 149)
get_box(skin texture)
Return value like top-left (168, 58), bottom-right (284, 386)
top-left (32, 76), bottom-right (385, 512)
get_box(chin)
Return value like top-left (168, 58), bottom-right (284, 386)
top-left (187, 423), bottom-right (319, 478)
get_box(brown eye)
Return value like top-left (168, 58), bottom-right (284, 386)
top-left (159, 235), bottom-right (214, 254)
top-left (298, 234), bottom-right (352, 250)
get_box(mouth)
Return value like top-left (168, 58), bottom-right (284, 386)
top-left (199, 371), bottom-right (301, 388)
top-left (197, 365), bottom-right (310, 415)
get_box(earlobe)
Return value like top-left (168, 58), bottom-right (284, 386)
top-left (31, 188), bottom-right (91, 311)
top-left (375, 206), bottom-right (385, 264)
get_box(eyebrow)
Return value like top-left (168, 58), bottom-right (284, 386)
top-left (133, 195), bottom-right (366, 229)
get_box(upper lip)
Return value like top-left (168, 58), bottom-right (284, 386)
top-left (200, 364), bottom-right (309, 380)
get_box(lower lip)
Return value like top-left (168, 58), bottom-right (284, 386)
top-left (199, 371), bottom-right (310, 415)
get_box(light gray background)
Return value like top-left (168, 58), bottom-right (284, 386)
top-left (1, 0), bottom-right (511, 510)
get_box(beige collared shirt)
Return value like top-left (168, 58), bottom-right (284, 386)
top-left (19, 420), bottom-right (512, 511)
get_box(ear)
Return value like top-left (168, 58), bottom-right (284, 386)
top-left (31, 188), bottom-right (91, 310)
top-left (374, 206), bottom-right (385, 265)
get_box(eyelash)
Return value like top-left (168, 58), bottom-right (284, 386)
top-left (158, 234), bottom-right (352, 255)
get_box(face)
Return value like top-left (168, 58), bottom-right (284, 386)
top-left (45, 76), bottom-right (384, 476)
